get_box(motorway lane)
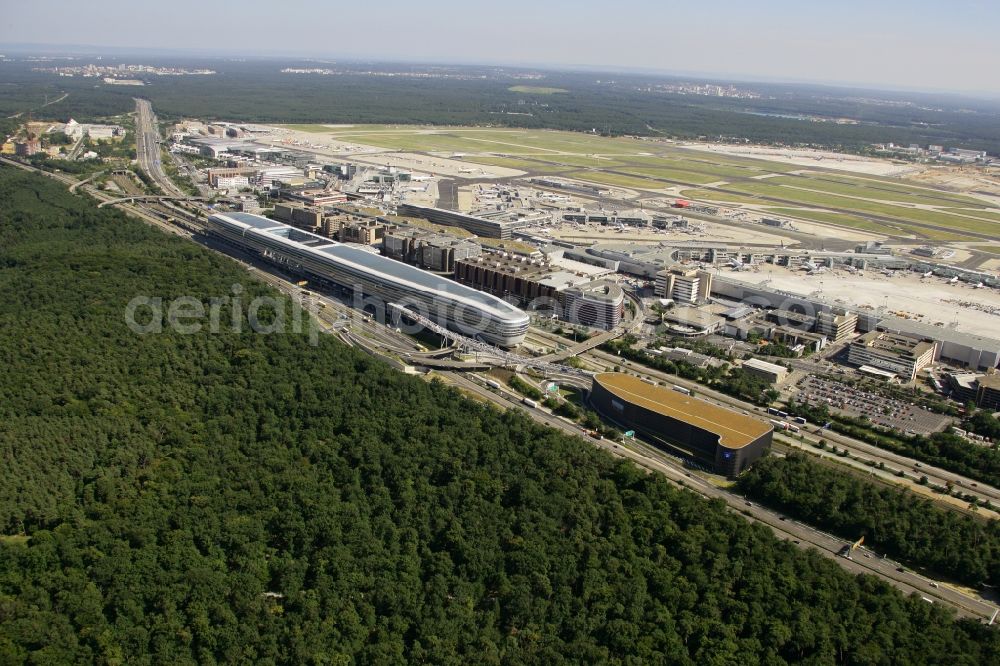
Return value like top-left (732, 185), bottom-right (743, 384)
top-left (134, 99), bottom-right (185, 198)
top-left (442, 373), bottom-right (996, 621)
top-left (10, 155), bottom-right (997, 621)
top-left (547, 334), bottom-right (1000, 508)
top-left (526, 325), bottom-right (1000, 518)
top-left (10, 150), bottom-right (1000, 510)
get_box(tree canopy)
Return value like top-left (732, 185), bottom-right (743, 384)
top-left (739, 453), bottom-right (1000, 588)
top-left (1, 167), bottom-right (998, 664)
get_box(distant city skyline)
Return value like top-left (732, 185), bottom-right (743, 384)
top-left (3, 0), bottom-right (999, 96)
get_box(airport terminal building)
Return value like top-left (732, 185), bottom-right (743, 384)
top-left (590, 373), bottom-right (772, 477)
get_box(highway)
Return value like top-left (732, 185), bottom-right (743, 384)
top-left (528, 326), bottom-right (1000, 513)
top-left (4, 144), bottom-right (998, 623)
top-left (197, 272), bottom-right (999, 623)
top-left (134, 98), bottom-right (186, 198)
top-left (438, 372), bottom-right (997, 621)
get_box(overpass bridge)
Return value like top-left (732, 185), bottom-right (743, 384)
top-left (387, 303), bottom-right (589, 378)
top-left (538, 291), bottom-right (644, 362)
top-left (538, 328), bottom-right (623, 362)
top-left (97, 194), bottom-right (209, 208)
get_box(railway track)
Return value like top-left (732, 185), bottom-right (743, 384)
top-left (5, 154), bottom-right (997, 622)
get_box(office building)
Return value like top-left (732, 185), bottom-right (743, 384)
top-left (977, 375), bottom-right (1000, 411)
top-left (455, 254), bottom-right (559, 304)
top-left (589, 373), bottom-right (772, 477)
top-left (560, 280), bottom-right (625, 330)
top-left (397, 203), bottom-right (523, 239)
top-left (741, 358), bottom-right (790, 385)
top-left (214, 175), bottom-right (249, 190)
top-left (273, 202), bottom-right (324, 230)
top-left (285, 189), bottom-right (348, 206)
top-left (320, 217), bottom-right (344, 239)
top-left (207, 167), bottom-right (258, 187)
top-left (948, 372), bottom-right (1000, 411)
top-left (455, 254), bottom-right (624, 330)
top-left (816, 310), bottom-right (858, 344)
top-left (655, 267), bottom-right (713, 304)
top-left (325, 163), bottom-right (357, 180)
top-left (340, 220), bottom-right (391, 245)
top-left (382, 228), bottom-right (481, 273)
top-left (847, 331), bottom-right (937, 382)
top-left (236, 198), bottom-right (261, 214)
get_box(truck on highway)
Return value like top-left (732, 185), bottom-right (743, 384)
top-left (522, 398), bottom-right (538, 408)
top-left (672, 385), bottom-right (691, 395)
top-left (838, 536), bottom-right (865, 560)
top-left (485, 379), bottom-right (501, 390)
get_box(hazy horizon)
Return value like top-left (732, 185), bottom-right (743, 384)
top-left (3, 0), bottom-right (999, 97)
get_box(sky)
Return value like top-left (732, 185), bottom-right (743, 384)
top-left (3, 0), bottom-right (999, 95)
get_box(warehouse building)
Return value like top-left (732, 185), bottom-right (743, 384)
top-left (873, 317), bottom-right (1000, 371)
top-left (590, 373), bottom-right (772, 477)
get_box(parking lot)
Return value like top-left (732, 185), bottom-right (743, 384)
top-left (792, 376), bottom-right (952, 436)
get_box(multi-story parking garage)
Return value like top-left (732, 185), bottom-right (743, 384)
top-left (590, 373), bottom-right (772, 477)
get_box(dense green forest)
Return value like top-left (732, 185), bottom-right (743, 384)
top-left (738, 454), bottom-right (1000, 588)
top-left (3, 58), bottom-right (1000, 153)
top-left (1, 168), bottom-right (999, 663)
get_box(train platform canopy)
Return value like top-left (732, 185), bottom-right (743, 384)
top-left (594, 373), bottom-right (772, 448)
top-left (210, 212), bottom-right (524, 315)
top-left (226, 212), bottom-right (286, 230)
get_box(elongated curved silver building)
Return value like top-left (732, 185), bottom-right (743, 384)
top-left (206, 212), bottom-right (529, 347)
